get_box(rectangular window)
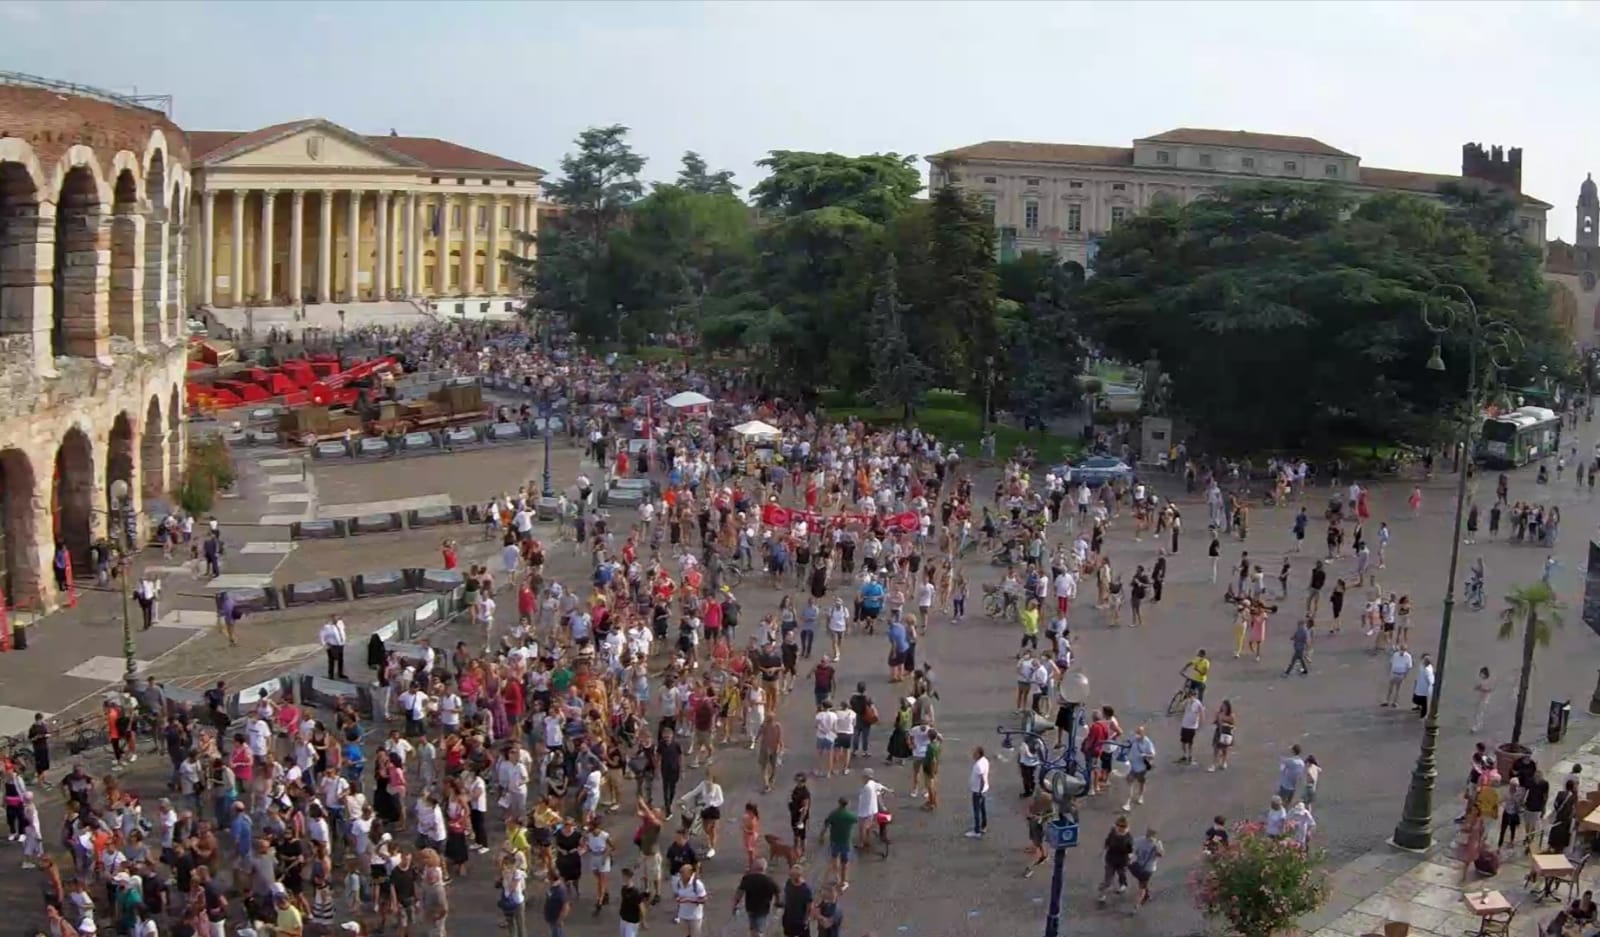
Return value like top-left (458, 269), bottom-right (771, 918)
top-left (483, 178), bottom-right (492, 186)
top-left (456, 177), bottom-right (466, 185)
top-left (1024, 199), bottom-right (1040, 231)
top-left (1111, 183), bottom-right (1126, 192)
top-left (981, 196), bottom-right (997, 218)
top-left (983, 176), bottom-right (998, 184)
top-left (1111, 206), bottom-right (1127, 227)
top-left (502, 206), bottom-right (513, 227)
top-left (1324, 163), bottom-right (1339, 177)
top-left (430, 176), bottom-right (441, 185)
top-left (1199, 153), bottom-right (1212, 168)
top-left (1284, 161), bottom-right (1298, 172)
top-left (452, 205), bottom-right (463, 226)
top-left (1156, 151), bottom-right (1170, 164)
top-left (478, 207), bottom-right (488, 232)
top-left (1024, 177), bottom-right (1042, 187)
top-left (1242, 157), bottom-right (1255, 169)
top-left (1067, 203), bottom-right (1082, 233)
top-left (1069, 181), bottom-right (1084, 189)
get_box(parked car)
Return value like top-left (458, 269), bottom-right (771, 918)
top-left (1065, 455), bottom-right (1134, 488)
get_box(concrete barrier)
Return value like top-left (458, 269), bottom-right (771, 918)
top-left (228, 675), bottom-right (294, 718)
top-left (351, 570), bottom-right (408, 599)
top-left (282, 578), bottom-right (350, 607)
top-left (400, 432), bottom-right (438, 452)
top-left (291, 519), bottom-right (348, 540)
top-left (410, 568), bottom-right (464, 593)
top-left (356, 437), bottom-right (393, 457)
top-left (314, 441), bottom-right (350, 460)
top-left (488, 422), bottom-right (524, 441)
top-left (443, 427), bottom-right (479, 447)
top-left (406, 505), bottom-right (464, 529)
top-left (221, 586), bottom-right (281, 612)
top-left (298, 675), bottom-right (374, 718)
top-left (348, 512), bottom-right (404, 536)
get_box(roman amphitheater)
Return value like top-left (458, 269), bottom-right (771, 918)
top-left (0, 73), bottom-right (192, 613)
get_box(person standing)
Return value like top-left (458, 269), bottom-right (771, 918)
top-left (1383, 646), bottom-right (1413, 708)
top-left (1177, 691), bottom-right (1205, 765)
top-left (1121, 727), bottom-right (1155, 813)
top-left (1412, 653), bottom-right (1435, 718)
top-left (1471, 667), bottom-right (1495, 734)
top-left (1276, 745), bottom-right (1306, 805)
top-left (320, 615), bottom-right (348, 681)
top-left (965, 746), bottom-right (991, 838)
top-left (778, 864), bottom-right (814, 937)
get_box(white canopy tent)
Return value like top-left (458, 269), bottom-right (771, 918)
top-left (732, 419), bottom-right (782, 440)
top-left (664, 390), bottom-right (713, 409)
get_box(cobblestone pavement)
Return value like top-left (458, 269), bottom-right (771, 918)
top-left (6, 428), bottom-right (1600, 936)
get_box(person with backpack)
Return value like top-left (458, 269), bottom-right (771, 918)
top-left (847, 683), bottom-right (878, 757)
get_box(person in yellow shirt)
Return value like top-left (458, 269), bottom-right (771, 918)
top-left (504, 815), bottom-right (532, 870)
top-left (1019, 600), bottom-right (1041, 650)
top-left (273, 888), bottom-right (304, 937)
top-left (1182, 650), bottom-right (1210, 700)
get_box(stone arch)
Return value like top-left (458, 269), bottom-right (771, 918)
top-left (107, 150), bottom-right (144, 205)
top-left (168, 383), bottom-right (182, 492)
top-left (109, 167), bottom-right (143, 344)
top-left (0, 448), bottom-right (39, 609)
top-left (0, 144), bottom-right (51, 371)
top-left (49, 145), bottom-right (111, 209)
top-left (52, 426), bottom-right (94, 572)
top-left (142, 148), bottom-right (168, 345)
top-left (107, 411), bottom-right (136, 548)
top-left (141, 394), bottom-right (165, 503)
top-left (51, 164), bottom-right (109, 359)
top-left (141, 128), bottom-right (172, 185)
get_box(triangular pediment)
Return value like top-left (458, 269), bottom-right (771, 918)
top-left (204, 119), bottom-right (424, 170)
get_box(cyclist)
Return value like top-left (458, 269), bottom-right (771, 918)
top-left (1465, 557), bottom-right (1486, 610)
top-left (1181, 650), bottom-right (1210, 701)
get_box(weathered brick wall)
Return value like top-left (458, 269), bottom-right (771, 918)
top-left (0, 84), bottom-right (189, 183)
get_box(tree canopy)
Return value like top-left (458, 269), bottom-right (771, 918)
top-left (1080, 182), bottom-right (1573, 452)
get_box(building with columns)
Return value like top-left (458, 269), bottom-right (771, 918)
top-left (184, 119), bottom-right (543, 312)
top-left (928, 129), bottom-right (1551, 268)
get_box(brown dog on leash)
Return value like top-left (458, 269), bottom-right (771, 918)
top-left (764, 833), bottom-right (801, 868)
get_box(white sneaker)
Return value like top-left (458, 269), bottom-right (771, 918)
top-left (1121, 803), bottom-right (1132, 812)
top-left (705, 848), bottom-right (715, 858)
top-left (1136, 796), bottom-right (1144, 805)
top-left (964, 830), bottom-right (982, 838)
top-left (128, 753), bottom-right (137, 763)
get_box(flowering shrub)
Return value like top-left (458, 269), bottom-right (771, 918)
top-left (1191, 821), bottom-right (1329, 937)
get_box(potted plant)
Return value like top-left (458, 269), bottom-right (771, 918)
top-left (1493, 579), bottom-right (1564, 777)
top-left (1192, 821), bottom-right (1329, 937)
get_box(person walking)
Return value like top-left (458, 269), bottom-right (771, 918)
top-left (1130, 826), bottom-right (1165, 909)
top-left (1121, 727), bottom-right (1155, 812)
top-left (1471, 667), bottom-right (1495, 734)
top-left (1096, 815), bottom-right (1134, 906)
top-left (1209, 700), bottom-right (1236, 772)
top-left (1283, 619), bottom-right (1311, 676)
top-left (1276, 745), bottom-right (1306, 805)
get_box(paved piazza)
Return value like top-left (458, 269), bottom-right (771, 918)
top-left (8, 431), bottom-right (1600, 937)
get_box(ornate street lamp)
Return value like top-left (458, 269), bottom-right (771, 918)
top-left (109, 478), bottom-right (139, 693)
top-left (999, 669), bottom-right (1091, 937)
top-left (1392, 285), bottom-right (1520, 851)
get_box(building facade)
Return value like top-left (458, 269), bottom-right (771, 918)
top-left (1543, 175), bottom-right (1600, 348)
top-left (185, 119), bottom-right (544, 309)
top-left (927, 129), bottom-right (1551, 268)
top-left (0, 73), bottom-right (193, 612)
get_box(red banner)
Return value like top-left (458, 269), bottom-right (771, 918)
top-left (761, 504), bottom-right (918, 533)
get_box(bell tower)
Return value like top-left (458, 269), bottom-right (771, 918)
top-left (1579, 173), bottom-right (1599, 246)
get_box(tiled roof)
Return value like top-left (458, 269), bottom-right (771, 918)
top-left (1361, 166), bottom-right (1552, 209)
top-left (1139, 128), bottom-right (1355, 158)
top-left (187, 120), bottom-right (541, 174)
top-left (370, 136), bottom-right (540, 174)
top-left (927, 141), bottom-right (1133, 166)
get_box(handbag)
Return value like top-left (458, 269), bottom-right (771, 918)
top-left (1218, 731), bottom-right (1234, 747)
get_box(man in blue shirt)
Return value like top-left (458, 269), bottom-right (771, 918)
top-left (230, 801), bottom-right (253, 857)
top-left (885, 615), bottom-right (911, 682)
top-left (858, 578), bottom-right (885, 635)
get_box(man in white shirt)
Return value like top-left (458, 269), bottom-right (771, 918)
top-left (319, 615), bottom-right (348, 680)
top-left (1384, 647), bottom-right (1413, 708)
top-left (466, 772), bottom-right (490, 853)
top-left (1179, 692), bottom-right (1206, 764)
top-left (814, 705), bottom-right (837, 778)
top-left (1411, 653), bottom-right (1435, 718)
top-left (965, 746), bottom-right (991, 838)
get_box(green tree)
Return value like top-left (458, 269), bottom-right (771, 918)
top-left (676, 151), bottom-right (739, 196)
top-left (1080, 182), bottom-right (1572, 452)
top-left (514, 125), bottom-right (646, 342)
top-left (866, 253), bottom-right (931, 420)
top-left (1497, 579), bottom-right (1564, 749)
top-left (923, 185), bottom-right (1000, 391)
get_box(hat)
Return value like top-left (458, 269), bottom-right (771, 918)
top-left (78, 920), bottom-right (96, 935)
top-left (904, 697), bottom-right (916, 706)
top-left (861, 768), bottom-right (874, 779)
top-left (112, 871), bottom-right (133, 886)
top-left (380, 832), bottom-right (392, 844)
top-left (271, 882), bottom-right (288, 898)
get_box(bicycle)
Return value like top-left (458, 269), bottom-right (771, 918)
top-left (1166, 678), bottom-right (1203, 717)
top-left (721, 566), bottom-right (744, 589)
top-left (1, 736), bottom-right (34, 777)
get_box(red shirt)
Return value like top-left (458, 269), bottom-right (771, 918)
top-left (1082, 720), bottom-right (1111, 757)
top-left (518, 586), bottom-right (535, 616)
top-left (441, 547), bottom-right (458, 571)
top-left (703, 601), bottom-right (723, 632)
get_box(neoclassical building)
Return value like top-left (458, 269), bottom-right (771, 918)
top-left (185, 119), bottom-right (544, 310)
top-left (928, 129), bottom-right (1552, 267)
top-left (0, 73), bottom-right (192, 612)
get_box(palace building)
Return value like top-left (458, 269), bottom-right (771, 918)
top-left (927, 129), bottom-right (1552, 268)
top-left (186, 119), bottom-right (544, 317)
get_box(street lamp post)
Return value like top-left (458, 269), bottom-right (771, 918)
top-left (540, 388), bottom-right (555, 499)
top-left (1392, 286), bottom-right (1519, 851)
top-left (109, 479), bottom-right (139, 693)
top-left (999, 669), bottom-right (1090, 937)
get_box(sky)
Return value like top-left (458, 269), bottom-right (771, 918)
top-left (5, 0), bottom-right (1599, 236)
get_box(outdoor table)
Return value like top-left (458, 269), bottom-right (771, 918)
top-left (1530, 852), bottom-right (1576, 901)
top-left (1579, 805), bottom-right (1600, 833)
top-left (1462, 889), bottom-right (1511, 936)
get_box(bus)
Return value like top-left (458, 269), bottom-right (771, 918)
top-left (1477, 406), bottom-right (1560, 468)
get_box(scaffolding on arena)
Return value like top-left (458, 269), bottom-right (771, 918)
top-left (0, 70), bottom-right (172, 117)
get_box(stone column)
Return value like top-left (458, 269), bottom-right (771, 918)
top-left (142, 200), bottom-right (167, 345)
top-left (258, 189), bottom-right (276, 303)
top-left (109, 208), bottom-right (145, 348)
top-left (402, 192), bottom-right (417, 297)
top-left (374, 191), bottom-right (388, 302)
top-left (229, 190), bottom-right (245, 306)
top-left (462, 198), bottom-right (477, 295)
top-left (0, 209), bottom-right (58, 376)
top-left (346, 190), bottom-right (361, 301)
top-left (435, 195), bottom-right (450, 295)
top-left (289, 190), bottom-right (305, 304)
top-left (522, 196), bottom-right (535, 258)
top-left (169, 196), bottom-right (183, 337)
top-left (487, 197), bottom-right (501, 294)
top-left (61, 204), bottom-right (112, 361)
top-left (317, 191), bottom-right (333, 303)
top-left (201, 191), bottom-right (216, 305)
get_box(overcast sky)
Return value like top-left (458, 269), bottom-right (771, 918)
top-left (5, 0), bottom-right (1596, 236)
